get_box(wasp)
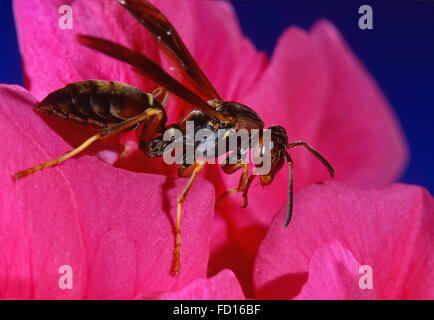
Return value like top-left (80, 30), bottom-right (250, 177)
top-left (14, 0), bottom-right (335, 275)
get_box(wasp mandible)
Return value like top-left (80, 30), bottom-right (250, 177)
top-left (14, 0), bottom-right (335, 275)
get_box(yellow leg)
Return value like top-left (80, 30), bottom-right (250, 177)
top-left (14, 134), bottom-right (100, 179)
top-left (152, 87), bottom-right (169, 107)
top-left (241, 175), bottom-right (256, 208)
top-left (172, 202), bottom-right (183, 275)
top-left (172, 161), bottom-right (205, 275)
top-left (13, 108), bottom-right (162, 180)
top-left (215, 163), bottom-right (249, 208)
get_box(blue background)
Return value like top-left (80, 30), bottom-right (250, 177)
top-left (1, 0), bottom-right (433, 193)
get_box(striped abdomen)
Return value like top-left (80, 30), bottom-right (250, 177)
top-left (36, 80), bottom-right (154, 128)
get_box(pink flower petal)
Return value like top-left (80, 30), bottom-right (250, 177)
top-left (218, 26), bottom-right (331, 250)
top-left (205, 27), bottom-right (329, 294)
top-left (210, 21), bottom-right (408, 285)
top-left (209, 244), bottom-right (256, 299)
top-left (13, 0), bottom-right (155, 101)
top-left (309, 20), bottom-right (408, 187)
top-left (294, 241), bottom-right (374, 300)
top-left (152, 269), bottom-right (245, 300)
top-left (221, 20), bottom-right (409, 238)
top-left (12, 1), bottom-right (267, 293)
top-left (14, 1), bottom-right (410, 298)
top-left (254, 182), bottom-right (434, 299)
top-left (13, 0), bottom-right (159, 160)
top-left (0, 84), bottom-right (214, 299)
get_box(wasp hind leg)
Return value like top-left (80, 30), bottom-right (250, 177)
top-left (13, 108), bottom-right (164, 180)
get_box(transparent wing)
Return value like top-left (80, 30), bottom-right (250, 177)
top-left (118, 0), bottom-right (222, 102)
top-left (77, 35), bottom-right (223, 120)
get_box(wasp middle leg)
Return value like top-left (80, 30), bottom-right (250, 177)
top-left (172, 160), bottom-right (206, 275)
top-left (215, 161), bottom-right (250, 208)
